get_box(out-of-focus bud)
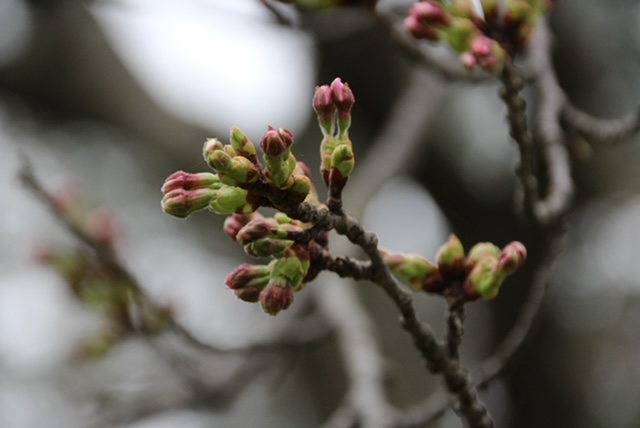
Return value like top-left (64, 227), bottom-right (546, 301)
top-left (436, 234), bottom-right (466, 280)
top-left (444, 17), bottom-right (477, 52)
top-left (260, 126), bottom-right (294, 157)
top-left (463, 255), bottom-right (502, 300)
top-left (383, 251), bottom-right (440, 292)
top-left (230, 126), bottom-right (258, 163)
top-left (234, 286), bottom-right (263, 303)
top-left (225, 263), bottom-right (271, 290)
top-left (209, 185), bottom-right (249, 215)
top-left (259, 280), bottom-right (294, 316)
top-left (162, 188), bottom-right (216, 218)
top-left (412, 1), bottom-right (451, 26)
top-left (497, 241), bottom-right (527, 275)
top-left (313, 85), bottom-right (336, 136)
top-left (330, 78), bottom-right (355, 136)
top-left (460, 51), bottom-right (478, 69)
top-left (465, 242), bottom-right (501, 272)
top-left (245, 238), bottom-right (292, 258)
top-left (405, 15), bottom-right (440, 41)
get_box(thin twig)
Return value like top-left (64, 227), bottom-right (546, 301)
top-left (444, 301), bottom-right (465, 362)
top-left (561, 103), bottom-right (640, 142)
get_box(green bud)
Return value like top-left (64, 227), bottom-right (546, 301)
top-left (244, 237), bottom-right (293, 258)
top-left (225, 263), bottom-right (271, 290)
top-left (436, 234), bottom-right (465, 280)
top-left (465, 242), bottom-right (501, 272)
top-left (331, 143), bottom-right (355, 178)
top-left (383, 251), bottom-right (439, 292)
top-left (209, 185), bottom-right (249, 214)
top-left (464, 256), bottom-right (502, 300)
top-left (496, 241), bottom-right (527, 276)
top-left (230, 126), bottom-right (258, 162)
top-left (320, 135), bottom-right (340, 186)
top-left (443, 17), bottom-right (478, 52)
top-left (272, 256), bottom-right (306, 290)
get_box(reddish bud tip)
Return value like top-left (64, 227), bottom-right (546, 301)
top-left (260, 127), bottom-right (294, 157)
top-left (259, 282), bottom-right (294, 316)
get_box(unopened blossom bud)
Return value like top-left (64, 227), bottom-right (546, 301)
top-left (223, 212), bottom-right (263, 241)
top-left (225, 263), bottom-right (271, 290)
top-left (289, 174), bottom-right (312, 204)
top-left (244, 238), bottom-right (292, 258)
top-left (330, 78), bottom-right (355, 136)
top-left (411, 1), bottom-right (450, 26)
top-left (405, 15), bottom-right (439, 41)
top-left (464, 256), bottom-right (501, 300)
top-left (234, 286), bottom-right (263, 303)
top-left (162, 188), bottom-right (215, 218)
top-left (383, 251), bottom-right (439, 292)
top-left (331, 144), bottom-right (355, 179)
top-left (497, 241), bottom-right (527, 275)
top-left (206, 150), bottom-right (261, 186)
top-left (313, 85), bottom-right (336, 136)
top-left (436, 234), bottom-right (465, 280)
top-left (209, 185), bottom-right (249, 215)
top-left (460, 51), bottom-right (478, 69)
top-left (230, 126), bottom-right (258, 163)
top-left (444, 17), bottom-right (477, 52)
top-left (272, 255), bottom-right (307, 290)
top-left (320, 135), bottom-right (339, 186)
top-left (236, 218), bottom-right (273, 245)
top-left (203, 138), bottom-right (225, 166)
top-left (259, 280), bottom-right (294, 316)
top-left (161, 171), bottom-right (220, 193)
top-left (465, 242), bottom-right (501, 272)
top-left (260, 126), bottom-right (294, 157)
top-left (472, 35), bottom-right (493, 57)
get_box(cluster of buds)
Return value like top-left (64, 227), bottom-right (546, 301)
top-left (223, 211), bottom-right (323, 315)
top-left (36, 190), bottom-right (170, 358)
top-left (405, 0), bottom-right (556, 72)
top-left (313, 78), bottom-right (356, 203)
top-left (161, 126), bottom-right (313, 219)
top-left (383, 235), bottom-right (527, 301)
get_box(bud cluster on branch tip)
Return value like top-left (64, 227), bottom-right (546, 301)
top-left (161, 79), bottom-right (358, 315)
top-left (314, 78), bottom-right (355, 194)
top-left (161, 126), bottom-right (315, 220)
top-left (405, 0), bottom-right (555, 72)
top-left (384, 234), bottom-right (527, 301)
top-left (225, 241), bottom-right (312, 316)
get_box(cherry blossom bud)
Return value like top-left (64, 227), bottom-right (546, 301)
top-left (411, 1), bottom-right (450, 26)
top-left (465, 242), bottom-right (501, 272)
top-left (244, 238), bottom-right (292, 258)
top-left (497, 241), bottom-right (527, 275)
top-left (162, 188), bottom-right (216, 218)
top-left (331, 143), bottom-right (355, 179)
top-left (161, 171), bottom-right (219, 193)
top-left (463, 256), bottom-right (501, 300)
top-left (209, 185), bottom-right (249, 215)
top-left (330, 78), bottom-right (355, 136)
top-left (383, 251), bottom-right (440, 292)
top-left (223, 212), bottom-right (263, 241)
top-left (259, 280), bottom-right (294, 316)
top-left (436, 234), bottom-right (465, 280)
top-left (225, 263), bottom-right (271, 290)
top-left (405, 15), bottom-right (439, 41)
top-left (234, 287), bottom-right (263, 303)
top-left (229, 126), bottom-right (258, 163)
top-left (260, 126), bottom-right (294, 157)
top-left (236, 218), bottom-right (272, 245)
top-left (313, 85), bottom-right (336, 136)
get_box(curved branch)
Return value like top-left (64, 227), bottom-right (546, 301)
top-left (561, 103), bottom-right (640, 142)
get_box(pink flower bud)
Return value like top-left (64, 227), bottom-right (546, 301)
top-left (236, 218), bottom-right (272, 245)
top-left (223, 213), bottom-right (263, 241)
top-left (234, 287), bottom-right (263, 303)
top-left (313, 85), bottom-right (336, 135)
top-left (460, 52), bottom-right (477, 69)
top-left (161, 188), bottom-right (215, 219)
top-left (330, 78), bottom-right (355, 114)
top-left (259, 281), bottom-right (294, 316)
top-left (411, 1), bottom-right (450, 26)
top-left (471, 35), bottom-right (493, 57)
top-left (161, 171), bottom-right (219, 193)
top-left (404, 16), bottom-right (439, 41)
top-left (225, 263), bottom-right (271, 290)
top-left (260, 126), bottom-right (294, 157)
top-left (497, 241), bottom-right (527, 275)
